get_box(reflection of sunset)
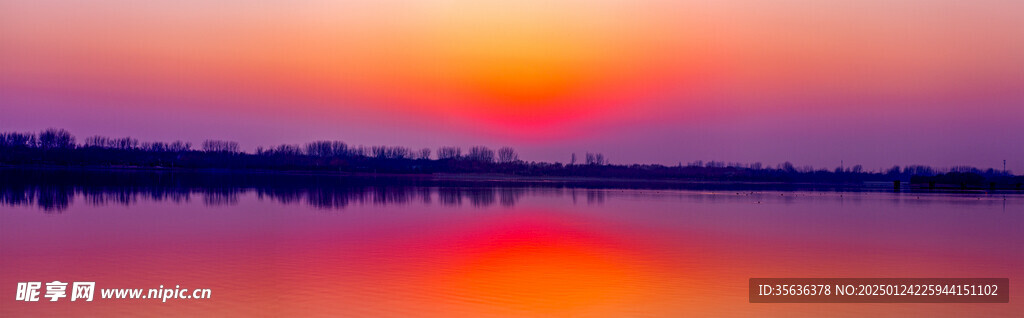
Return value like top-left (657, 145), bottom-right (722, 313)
top-left (4, 192), bottom-right (1024, 317)
top-left (435, 214), bottom-right (642, 315)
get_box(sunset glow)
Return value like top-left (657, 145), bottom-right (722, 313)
top-left (1, 0), bottom-right (1022, 169)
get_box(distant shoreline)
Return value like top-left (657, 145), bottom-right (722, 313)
top-left (2, 128), bottom-right (1021, 191)
top-left (3, 165), bottom-right (1020, 192)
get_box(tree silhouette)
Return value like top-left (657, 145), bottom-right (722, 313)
top-left (202, 140), bottom-right (239, 153)
top-left (371, 146), bottom-right (412, 159)
top-left (111, 137), bottom-right (139, 150)
top-left (0, 128), bottom-right (1018, 188)
top-left (416, 148), bottom-right (432, 160)
top-left (270, 144), bottom-right (303, 156)
top-left (168, 141), bottom-right (192, 152)
top-left (305, 141), bottom-right (349, 157)
top-left (0, 132), bottom-right (36, 147)
top-left (467, 146), bottom-right (495, 163)
top-left (497, 147), bottom-right (518, 163)
top-left (38, 128), bottom-right (75, 150)
top-left (84, 136), bottom-right (110, 148)
top-left (437, 146), bottom-right (461, 160)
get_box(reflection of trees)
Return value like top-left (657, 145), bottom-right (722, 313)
top-left (418, 187), bottom-right (432, 205)
top-left (586, 190), bottom-right (606, 205)
top-left (34, 185), bottom-right (74, 212)
top-left (5, 169), bottom-right (1013, 214)
top-left (438, 188), bottom-right (463, 207)
top-left (499, 188), bottom-right (525, 207)
top-left (0, 169), bottom-right (539, 212)
top-left (465, 188), bottom-right (495, 207)
top-left (202, 190), bottom-right (239, 206)
top-left (0, 184), bottom-right (74, 212)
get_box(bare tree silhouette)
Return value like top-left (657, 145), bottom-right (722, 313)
top-left (84, 136), bottom-right (110, 148)
top-left (1, 128), bottom-right (1019, 188)
top-left (0, 132), bottom-right (36, 147)
top-left (203, 140), bottom-right (239, 153)
top-left (416, 148), bottom-right (432, 160)
top-left (371, 146), bottom-right (412, 159)
top-left (584, 152), bottom-right (607, 165)
top-left (468, 146), bottom-right (495, 163)
top-left (38, 128), bottom-right (75, 150)
top-left (305, 141), bottom-right (349, 157)
top-left (437, 146), bottom-right (461, 160)
top-left (266, 144), bottom-right (302, 156)
top-left (497, 147), bottom-right (518, 163)
top-left (115, 137), bottom-right (139, 150)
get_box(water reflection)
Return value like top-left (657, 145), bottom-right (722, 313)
top-left (2, 169), bottom-right (1022, 317)
top-left (2, 169), bottom-right (1018, 212)
top-left (0, 170), bottom-right (553, 211)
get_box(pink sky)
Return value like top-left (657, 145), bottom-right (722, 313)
top-left (1, 0), bottom-right (1022, 171)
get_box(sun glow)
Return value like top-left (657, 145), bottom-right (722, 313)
top-left (0, 0), bottom-right (704, 136)
top-left (368, 1), bottom-right (653, 132)
top-left (428, 211), bottom-right (666, 316)
top-left (425, 2), bottom-right (614, 107)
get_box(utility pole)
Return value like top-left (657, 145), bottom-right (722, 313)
top-left (1004, 160), bottom-right (1007, 174)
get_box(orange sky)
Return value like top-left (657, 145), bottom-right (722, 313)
top-left (1, 0), bottom-right (1022, 169)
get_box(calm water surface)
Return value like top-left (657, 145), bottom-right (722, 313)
top-left (2, 176), bottom-right (1022, 317)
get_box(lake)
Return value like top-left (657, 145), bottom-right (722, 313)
top-left (1, 170), bottom-right (1021, 317)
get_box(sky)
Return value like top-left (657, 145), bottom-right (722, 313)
top-left (1, 0), bottom-right (1022, 171)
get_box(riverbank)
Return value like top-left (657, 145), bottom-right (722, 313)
top-left (3, 165), bottom-right (1021, 192)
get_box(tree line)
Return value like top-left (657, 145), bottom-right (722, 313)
top-left (1, 128), bottom-right (1020, 188)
